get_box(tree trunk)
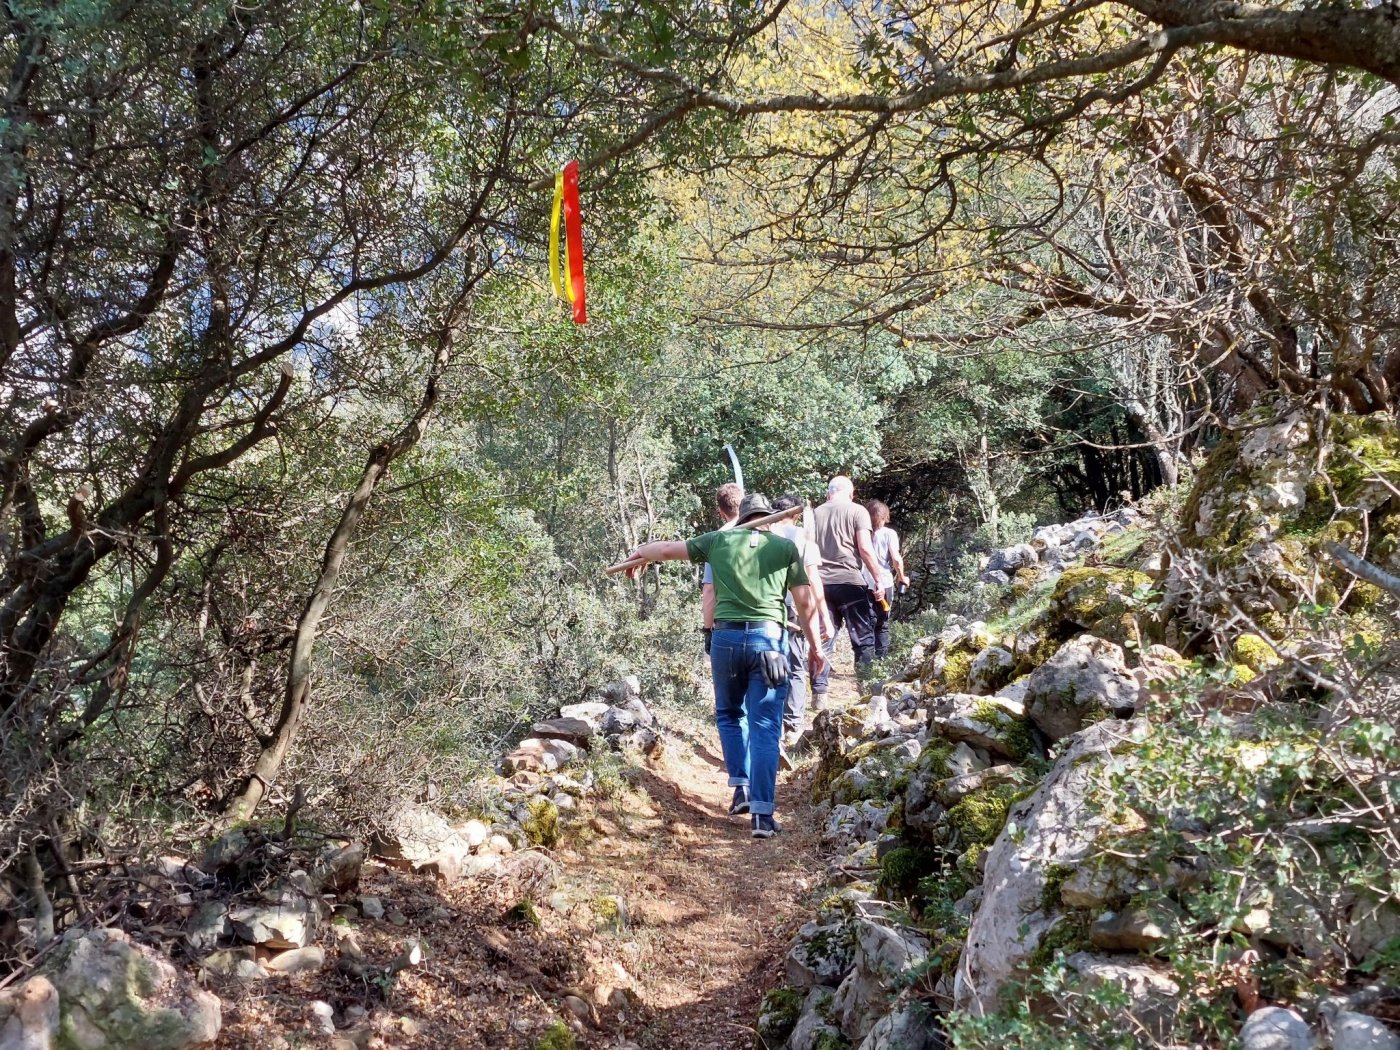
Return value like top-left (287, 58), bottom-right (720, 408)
top-left (222, 296), bottom-right (466, 824)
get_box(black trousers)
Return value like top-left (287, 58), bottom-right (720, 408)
top-left (873, 586), bottom-right (894, 657)
top-left (813, 581), bottom-right (876, 693)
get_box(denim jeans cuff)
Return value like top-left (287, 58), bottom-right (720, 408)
top-left (728, 777), bottom-right (749, 787)
top-left (749, 802), bottom-right (775, 815)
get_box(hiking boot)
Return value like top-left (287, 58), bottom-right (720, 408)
top-left (751, 813), bottom-right (780, 839)
top-left (729, 785), bottom-right (750, 816)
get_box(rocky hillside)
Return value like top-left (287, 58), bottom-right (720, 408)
top-left (757, 406), bottom-right (1400, 1050)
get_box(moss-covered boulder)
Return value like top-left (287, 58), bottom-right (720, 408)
top-left (830, 741), bottom-right (919, 806)
top-left (956, 719), bottom-right (1147, 1014)
top-left (32, 928), bottom-right (222, 1050)
top-left (521, 797), bottom-right (561, 848)
top-left (756, 986), bottom-right (805, 1047)
top-left (786, 920), bottom-right (857, 988)
top-left (919, 622), bottom-right (995, 695)
top-left (1233, 633), bottom-right (1283, 675)
top-left (929, 694), bottom-right (1037, 761)
top-left (947, 783), bottom-right (1023, 848)
top-left (1174, 405), bottom-right (1400, 628)
top-left (1049, 566), bottom-right (1152, 645)
top-left (1023, 635), bottom-right (1141, 742)
top-left (967, 645), bottom-right (1015, 695)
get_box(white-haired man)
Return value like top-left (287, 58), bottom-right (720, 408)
top-left (810, 475), bottom-right (884, 704)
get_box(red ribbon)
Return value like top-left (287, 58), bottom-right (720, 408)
top-left (561, 160), bottom-right (586, 325)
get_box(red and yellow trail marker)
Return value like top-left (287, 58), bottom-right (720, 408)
top-left (549, 160), bottom-right (587, 324)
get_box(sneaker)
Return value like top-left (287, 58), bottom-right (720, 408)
top-left (751, 813), bottom-right (780, 839)
top-left (729, 785), bottom-right (750, 816)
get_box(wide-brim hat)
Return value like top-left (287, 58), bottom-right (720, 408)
top-left (736, 493), bottom-right (773, 524)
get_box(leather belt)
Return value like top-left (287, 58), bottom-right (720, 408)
top-left (713, 620), bottom-right (779, 630)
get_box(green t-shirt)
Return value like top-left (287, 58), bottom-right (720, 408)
top-left (687, 528), bottom-right (809, 624)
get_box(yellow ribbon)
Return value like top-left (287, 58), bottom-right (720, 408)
top-left (549, 171), bottom-right (565, 300)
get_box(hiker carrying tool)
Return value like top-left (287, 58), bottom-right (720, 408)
top-left (701, 482), bottom-right (743, 653)
top-left (620, 494), bottom-right (826, 839)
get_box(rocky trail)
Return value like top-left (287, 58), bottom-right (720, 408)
top-left (209, 664), bottom-right (862, 1050)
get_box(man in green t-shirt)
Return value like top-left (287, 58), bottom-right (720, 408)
top-left (624, 494), bottom-right (826, 838)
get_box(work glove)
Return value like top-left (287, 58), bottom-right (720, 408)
top-left (703, 628), bottom-right (713, 655)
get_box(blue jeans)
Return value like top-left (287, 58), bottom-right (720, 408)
top-left (710, 623), bottom-right (788, 816)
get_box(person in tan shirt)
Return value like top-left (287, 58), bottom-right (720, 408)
top-left (810, 475), bottom-right (884, 703)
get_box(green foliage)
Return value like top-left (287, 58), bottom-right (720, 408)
top-left (878, 846), bottom-right (940, 899)
top-left (947, 783), bottom-right (1022, 846)
top-left (532, 1021), bottom-right (576, 1050)
top-left (502, 900), bottom-right (541, 928)
top-left (522, 799), bottom-right (561, 849)
top-left (916, 869), bottom-right (970, 934)
top-left (756, 987), bottom-right (805, 1047)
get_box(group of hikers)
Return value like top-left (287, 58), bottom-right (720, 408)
top-left (624, 476), bottom-right (909, 839)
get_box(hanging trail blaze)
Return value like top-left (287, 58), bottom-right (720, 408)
top-left (549, 160), bottom-right (587, 324)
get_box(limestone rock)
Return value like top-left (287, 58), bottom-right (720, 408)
top-left (312, 843), bottom-right (364, 897)
top-left (987, 543), bottom-right (1038, 575)
top-left (1241, 1006), bottom-right (1316, 1050)
top-left (458, 820), bottom-right (490, 850)
top-left (371, 804), bottom-right (482, 883)
top-left (597, 675), bottom-right (641, 704)
top-left (790, 987), bottom-right (841, 1050)
top-left (967, 646), bottom-right (1015, 696)
top-left (1049, 566), bottom-right (1151, 640)
top-left (43, 928), bottom-right (221, 1049)
top-left (264, 946), bottom-right (326, 975)
top-left (184, 901), bottom-right (231, 953)
top-left (857, 995), bottom-right (941, 1050)
top-left (198, 946), bottom-right (262, 980)
top-left (558, 701), bottom-right (610, 728)
top-left (786, 922), bottom-right (855, 988)
top-left (308, 1001), bottom-right (336, 1036)
top-left (358, 896), bottom-right (385, 920)
top-left (531, 717), bottom-right (595, 749)
top-left (1059, 858), bottom-right (1135, 910)
top-left (0, 975), bottom-right (59, 1049)
top-left (1330, 1011), bottom-right (1400, 1050)
top-left (1023, 635), bottom-right (1140, 741)
top-left (832, 920), bottom-right (930, 1043)
top-left (904, 741), bottom-right (986, 841)
top-left (1089, 901), bottom-right (1182, 954)
top-left (823, 802), bottom-right (892, 850)
top-left (1065, 952), bottom-right (1181, 1040)
top-left (956, 719), bottom-right (1146, 1013)
top-left (929, 693), bottom-right (1035, 761)
top-left (200, 828), bottom-right (253, 873)
top-left (230, 892), bottom-right (320, 949)
top-left (499, 737), bottom-right (565, 774)
top-left (933, 765), bottom-right (1021, 809)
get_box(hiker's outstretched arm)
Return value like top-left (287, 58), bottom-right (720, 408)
top-left (628, 540), bottom-right (690, 564)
